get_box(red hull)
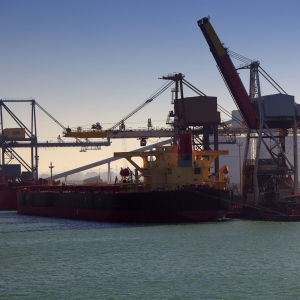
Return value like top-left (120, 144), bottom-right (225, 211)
top-left (0, 189), bottom-right (17, 210)
top-left (0, 179), bottom-right (59, 211)
top-left (17, 206), bottom-right (228, 223)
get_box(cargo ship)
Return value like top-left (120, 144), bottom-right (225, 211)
top-left (17, 133), bottom-right (231, 223)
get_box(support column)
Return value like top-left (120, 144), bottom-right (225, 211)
top-left (242, 129), bottom-right (251, 202)
top-left (293, 118), bottom-right (298, 194)
top-left (108, 162), bottom-right (111, 184)
top-left (214, 124), bottom-right (219, 174)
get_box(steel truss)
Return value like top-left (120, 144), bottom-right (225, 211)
top-left (0, 99), bottom-right (110, 180)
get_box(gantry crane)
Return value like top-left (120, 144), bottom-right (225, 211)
top-left (63, 72), bottom-right (228, 174)
top-left (63, 80), bottom-right (174, 141)
top-left (0, 99), bottom-right (110, 181)
top-left (62, 74), bottom-right (219, 150)
top-left (198, 17), bottom-right (299, 206)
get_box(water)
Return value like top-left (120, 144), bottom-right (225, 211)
top-left (1, 212), bottom-right (300, 299)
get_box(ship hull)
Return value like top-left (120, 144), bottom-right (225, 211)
top-left (17, 188), bottom-right (230, 223)
top-left (0, 188), bottom-right (17, 210)
top-left (0, 179), bottom-right (58, 210)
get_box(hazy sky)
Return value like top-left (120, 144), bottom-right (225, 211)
top-left (1, 0), bottom-right (299, 176)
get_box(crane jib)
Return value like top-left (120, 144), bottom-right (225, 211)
top-left (197, 17), bottom-right (257, 129)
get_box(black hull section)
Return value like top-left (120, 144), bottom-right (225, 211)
top-left (17, 188), bottom-right (231, 223)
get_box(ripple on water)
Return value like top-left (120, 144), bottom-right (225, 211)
top-left (1, 212), bottom-right (300, 299)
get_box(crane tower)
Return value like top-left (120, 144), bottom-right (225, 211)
top-left (198, 17), bottom-right (299, 207)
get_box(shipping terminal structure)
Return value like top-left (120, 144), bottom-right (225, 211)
top-left (6, 16), bottom-right (300, 221)
top-left (0, 98), bottom-right (110, 210)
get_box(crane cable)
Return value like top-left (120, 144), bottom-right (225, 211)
top-left (229, 50), bottom-right (288, 95)
top-left (258, 66), bottom-right (287, 94)
top-left (228, 50), bottom-right (254, 64)
top-left (107, 80), bottom-right (174, 131)
top-left (35, 102), bottom-right (66, 130)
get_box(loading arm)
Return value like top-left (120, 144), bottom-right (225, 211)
top-left (197, 17), bottom-right (257, 129)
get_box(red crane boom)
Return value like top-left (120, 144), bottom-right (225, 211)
top-left (197, 17), bottom-right (258, 129)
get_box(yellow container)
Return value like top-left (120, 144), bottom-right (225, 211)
top-left (3, 128), bottom-right (25, 138)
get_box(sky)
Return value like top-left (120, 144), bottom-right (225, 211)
top-left (0, 0), bottom-right (300, 179)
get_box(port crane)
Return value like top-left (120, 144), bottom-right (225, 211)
top-left (63, 80), bottom-right (175, 140)
top-left (198, 17), bottom-right (299, 205)
top-left (63, 72), bottom-right (228, 174)
top-left (0, 76), bottom-right (235, 182)
top-left (63, 74), bottom-right (220, 150)
top-left (0, 99), bottom-right (110, 181)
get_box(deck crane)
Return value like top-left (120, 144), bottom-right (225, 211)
top-left (198, 17), bottom-right (299, 206)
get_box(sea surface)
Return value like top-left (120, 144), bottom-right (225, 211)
top-left (1, 211), bottom-right (300, 300)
